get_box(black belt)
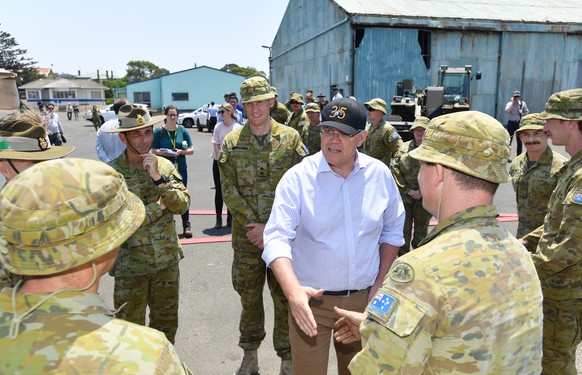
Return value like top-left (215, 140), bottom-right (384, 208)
top-left (322, 287), bottom-right (370, 297)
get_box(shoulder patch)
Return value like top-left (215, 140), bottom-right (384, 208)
top-left (390, 132), bottom-right (401, 140)
top-left (390, 262), bottom-right (414, 283)
top-left (368, 291), bottom-right (396, 320)
top-left (574, 191), bottom-right (582, 205)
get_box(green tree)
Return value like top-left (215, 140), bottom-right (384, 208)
top-left (126, 60), bottom-right (169, 82)
top-left (0, 25), bottom-right (39, 85)
top-left (101, 77), bottom-right (129, 104)
top-left (221, 64), bottom-right (266, 78)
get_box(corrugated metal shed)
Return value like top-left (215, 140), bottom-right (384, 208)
top-left (270, 0), bottom-right (582, 122)
top-left (335, 0), bottom-right (582, 27)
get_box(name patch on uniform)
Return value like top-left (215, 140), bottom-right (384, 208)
top-left (390, 262), bottom-right (414, 283)
top-left (231, 146), bottom-right (249, 151)
top-left (573, 190), bottom-right (582, 205)
top-left (368, 291), bottom-right (396, 319)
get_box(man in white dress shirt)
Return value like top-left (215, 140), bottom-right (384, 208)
top-left (95, 98), bottom-right (129, 163)
top-left (263, 97), bottom-right (405, 375)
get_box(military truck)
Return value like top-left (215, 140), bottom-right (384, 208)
top-left (389, 65), bottom-right (481, 140)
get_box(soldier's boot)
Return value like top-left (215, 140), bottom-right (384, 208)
top-left (279, 359), bottom-right (292, 375)
top-left (183, 221), bottom-right (192, 238)
top-left (234, 350), bottom-right (259, 375)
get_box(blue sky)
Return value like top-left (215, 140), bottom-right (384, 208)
top-left (1, 0), bottom-right (289, 78)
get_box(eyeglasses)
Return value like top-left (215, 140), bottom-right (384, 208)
top-left (290, 101), bottom-right (300, 105)
top-left (320, 127), bottom-right (362, 140)
top-left (366, 107), bottom-right (375, 112)
top-left (218, 110), bottom-right (226, 114)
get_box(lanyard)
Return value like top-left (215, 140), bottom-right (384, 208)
top-left (164, 127), bottom-right (177, 149)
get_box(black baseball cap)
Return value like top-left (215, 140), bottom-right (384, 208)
top-left (319, 97), bottom-right (367, 135)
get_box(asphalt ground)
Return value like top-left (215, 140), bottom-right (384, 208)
top-left (0, 109), bottom-right (580, 374)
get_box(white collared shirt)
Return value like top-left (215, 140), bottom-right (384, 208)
top-left (263, 151), bottom-right (405, 291)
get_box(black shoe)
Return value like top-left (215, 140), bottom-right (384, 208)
top-left (183, 221), bottom-right (192, 238)
top-left (214, 219), bottom-right (223, 229)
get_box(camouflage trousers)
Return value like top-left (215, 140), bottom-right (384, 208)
top-left (542, 298), bottom-right (582, 375)
top-left (114, 263), bottom-right (180, 344)
top-left (232, 234), bottom-right (291, 359)
top-left (399, 195), bottom-right (432, 256)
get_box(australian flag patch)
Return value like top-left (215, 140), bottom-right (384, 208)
top-left (367, 291), bottom-right (396, 319)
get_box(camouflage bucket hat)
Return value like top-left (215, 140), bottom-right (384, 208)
top-left (409, 116), bottom-right (430, 131)
top-left (107, 104), bottom-right (165, 133)
top-left (304, 103), bottom-right (321, 113)
top-left (0, 158), bottom-right (146, 276)
top-left (515, 113), bottom-right (545, 136)
top-left (289, 92), bottom-right (304, 104)
top-left (0, 112), bottom-right (75, 160)
top-left (364, 98), bottom-right (387, 115)
top-left (539, 89), bottom-right (582, 121)
top-left (409, 111), bottom-right (511, 183)
top-left (240, 76), bottom-right (274, 104)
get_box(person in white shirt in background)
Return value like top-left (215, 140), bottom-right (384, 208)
top-left (211, 103), bottom-right (241, 229)
top-left (95, 98), bottom-right (129, 163)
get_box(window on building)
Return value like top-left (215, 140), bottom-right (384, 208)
top-left (172, 92), bottom-right (189, 101)
top-left (52, 90), bottom-right (77, 99)
top-left (90, 91), bottom-right (102, 99)
top-left (27, 90), bottom-right (40, 100)
top-left (418, 30), bottom-right (431, 70)
top-left (133, 92), bottom-right (151, 105)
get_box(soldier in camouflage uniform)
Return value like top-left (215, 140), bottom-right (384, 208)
top-left (270, 86), bottom-right (290, 125)
top-left (300, 102), bottom-right (322, 155)
top-left (0, 109), bottom-right (75, 289)
top-left (509, 113), bottom-right (567, 239)
top-left (0, 158), bottom-right (191, 374)
top-left (391, 116), bottom-right (433, 255)
top-left (219, 76), bottom-right (307, 375)
top-left (522, 89), bottom-right (582, 375)
top-left (286, 92), bottom-right (309, 132)
top-left (335, 111), bottom-right (543, 374)
top-left (361, 98), bottom-right (402, 167)
top-left (107, 104), bottom-right (190, 344)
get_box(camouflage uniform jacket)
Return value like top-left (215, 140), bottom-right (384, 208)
top-left (350, 205), bottom-right (543, 374)
top-left (0, 290), bottom-right (191, 374)
top-left (392, 140), bottom-right (421, 195)
top-left (526, 149), bottom-right (582, 300)
top-left (509, 146), bottom-right (567, 238)
top-left (286, 109), bottom-right (309, 133)
top-left (218, 119), bottom-right (307, 246)
top-left (108, 152), bottom-right (189, 277)
top-left (300, 122), bottom-right (321, 155)
top-left (360, 119), bottom-right (402, 167)
top-left (271, 101), bottom-right (290, 125)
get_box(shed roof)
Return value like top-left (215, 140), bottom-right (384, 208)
top-left (19, 78), bottom-right (106, 90)
top-left (334, 0), bottom-right (582, 31)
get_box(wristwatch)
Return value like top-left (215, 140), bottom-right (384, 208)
top-left (154, 175), bottom-right (169, 186)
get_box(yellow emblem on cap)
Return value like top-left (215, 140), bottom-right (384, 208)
top-left (390, 262), bottom-right (414, 283)
top-left (135, 114), bottom-right (145, 125)
top-left (38, 137), bottom-right (49, 150)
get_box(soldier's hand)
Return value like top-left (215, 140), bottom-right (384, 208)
top-left (246, 223), bottom-right (266, 249)
top-left (157, 196), bottom-right (166, 211)
top-left (333, 307), bottom-right (365, 344)
top-left (408, 190), bottom-right (422, 200)
top-left (141, 153), bottom-right (161, 180)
